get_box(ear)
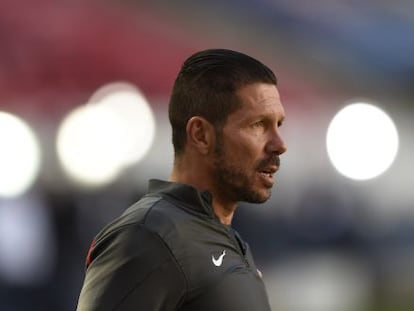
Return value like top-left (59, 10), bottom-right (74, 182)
top-left (186, 116), bottom-right (215, 155)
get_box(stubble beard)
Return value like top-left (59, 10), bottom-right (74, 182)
top-left (212, 136), bottom-right (271, 204)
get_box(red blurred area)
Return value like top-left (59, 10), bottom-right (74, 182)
top-left (0, 0), bottom-right (198, 116)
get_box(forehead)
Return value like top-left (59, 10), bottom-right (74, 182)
top-left (229, 83), bottom-right (285, 122)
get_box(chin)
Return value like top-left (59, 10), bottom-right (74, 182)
top-left (244, 189), bottom-right (271, 204)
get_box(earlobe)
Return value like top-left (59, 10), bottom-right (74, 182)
top-left (186, 117), bottom-right (214, 155)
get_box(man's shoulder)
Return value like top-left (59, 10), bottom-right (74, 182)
top-left (94, 193), bottom-right (189, 243)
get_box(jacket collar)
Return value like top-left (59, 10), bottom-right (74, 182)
top-left (147, 179), bottom-right (217, 219)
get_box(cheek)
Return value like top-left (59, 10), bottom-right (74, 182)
top-left (226, 137), bottom-right (261, 164)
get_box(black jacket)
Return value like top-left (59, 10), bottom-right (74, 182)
top-left (77, 180), bottom-right (271, 311)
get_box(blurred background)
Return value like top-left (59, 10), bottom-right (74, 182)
top-left (1, 0), bottom-right (413, 310)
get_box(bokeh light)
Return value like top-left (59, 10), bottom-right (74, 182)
top-left (56, 104), bottom-right (126, 187)
top-left (89, 82), bottom-right (156, 167)
top-left (326, 102), bottom-right (399, 180)
top-left (56, 82), bottom-right (156, 188)
top-left (0, 112), bottom-right (41, 198)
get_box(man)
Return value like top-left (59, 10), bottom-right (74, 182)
top-left (77, 49), bottom-right (287, 310)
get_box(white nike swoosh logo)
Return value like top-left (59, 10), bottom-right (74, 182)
top-left (212, 250), bottom-right (226, 267)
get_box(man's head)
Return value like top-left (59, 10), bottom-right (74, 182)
top-left (169, 49), bottom-right (286, 206)
top-left (169, 49), bottom-right (277, 157)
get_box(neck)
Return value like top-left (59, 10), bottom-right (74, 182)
top-left (210, 198), bottom-right (237, 225)
top-left (170, 157), bottom-right (237, 225)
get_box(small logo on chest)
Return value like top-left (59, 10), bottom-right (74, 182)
top-left (212, 250), bottom-right (226, 267)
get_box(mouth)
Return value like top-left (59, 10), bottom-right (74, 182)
top-left (258, 167), bottom-right (278, 187)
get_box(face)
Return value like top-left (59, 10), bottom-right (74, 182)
top-left (211, 83), bottom-right (287, 204)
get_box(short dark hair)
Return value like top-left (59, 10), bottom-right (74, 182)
top-left (168, 48), bottom-right (277, 156)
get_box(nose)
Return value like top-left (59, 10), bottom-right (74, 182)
top-left (266, 129), bottom-right (287, 155)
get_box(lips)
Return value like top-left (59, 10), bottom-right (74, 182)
top-left (258, 166), bottom-right (278, 187)
top-left (260, 166), bottom-right (277, 175)
top-left (257, 157), bottom-right (280, 187)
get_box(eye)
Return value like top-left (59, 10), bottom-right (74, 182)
top-left (252, 120), bottom-right (265, 128)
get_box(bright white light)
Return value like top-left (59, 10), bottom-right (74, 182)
top-left (57, 82), bottom-right (156, 188)
top-left (326, 103), bottom-right (399, 180)
top-left (57, 104), bottom-right (126, 187)
top-left (89, 82), bottom-right (155, 166)
top-left (0, 112), bottom-right (41, 197)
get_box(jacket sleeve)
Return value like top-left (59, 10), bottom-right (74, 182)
top-left (76, 225), bottom-right (187, 311)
